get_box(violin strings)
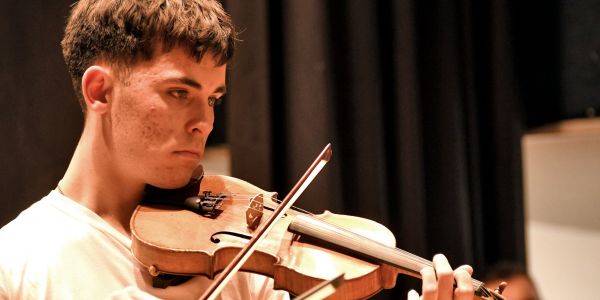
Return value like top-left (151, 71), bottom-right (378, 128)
top-left (211, 193), bottom-right (495, 298)
top-left (391, 248), bottom-right (490, 294)
top-left (217, 192), bottom-right (314, 215)
top-left (226, 193), bottom-right (461, 268)
top-left (385, 249), bottom-right (492, 297)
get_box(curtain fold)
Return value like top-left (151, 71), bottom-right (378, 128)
top-left (226, 0), bottom-right (525, 297)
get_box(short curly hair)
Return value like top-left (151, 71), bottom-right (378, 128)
top-left (61, 0), bottom-right (236, 111)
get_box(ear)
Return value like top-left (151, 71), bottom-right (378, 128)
top-left (81, 66), bottom-right (113, 113)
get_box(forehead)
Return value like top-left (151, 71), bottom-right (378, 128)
top-left (125, 47), bottom-right (227, 85)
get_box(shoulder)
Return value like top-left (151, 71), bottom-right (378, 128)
top-left (0, 191), bottom-right (87, 246)
top-left (0, 191), bottom-right (136, 299)
top-left (0, 191), bottom-right (81, 265)
top-left (0, 192), bottom-right (63, 297)
top-left (0, 190), bottom-right (133, 262)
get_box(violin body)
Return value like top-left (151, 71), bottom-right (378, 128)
top-left (131, 175), bottom-right (401, 299)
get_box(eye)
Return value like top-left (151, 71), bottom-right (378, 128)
top-left (208, 96), bottom-right (223, 107)
top-left (168, 89), bottom-right (189, 100)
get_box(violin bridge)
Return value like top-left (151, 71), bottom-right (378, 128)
top-left (246, 193), bottom-right (264, 230)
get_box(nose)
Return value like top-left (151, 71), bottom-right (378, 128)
top-left (187, 99), bottom-right (214, 137)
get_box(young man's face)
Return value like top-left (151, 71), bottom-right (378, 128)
top-left (107, 47), bottom-right (226, 189)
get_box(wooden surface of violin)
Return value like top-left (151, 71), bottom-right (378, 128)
top-left (131, 175), bottom-right (401, 299)
top-left (131, 174), bottom-right (505, 300)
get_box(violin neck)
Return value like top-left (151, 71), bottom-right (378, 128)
top-left (288, 215), bottom-right (504, 300)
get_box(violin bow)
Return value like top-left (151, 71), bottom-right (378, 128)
top-left (199, 144), bottom-right (333, 300)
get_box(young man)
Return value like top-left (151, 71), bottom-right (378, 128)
top-left (0, 0), bottom-right (475, 299)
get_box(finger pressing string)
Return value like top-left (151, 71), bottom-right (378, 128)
top-left (420, 266), bottom-right (438, 300)
top-left (453, 266), bottom-right (474, 300)
top-left (432, 254), bottom-right (453, 300)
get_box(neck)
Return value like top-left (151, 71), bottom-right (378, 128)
top-left (59, 127), bottom-right (144, 237)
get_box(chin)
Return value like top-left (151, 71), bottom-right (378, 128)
top-left (154, 180), bottom-right (190, 189)
top-left (148, 170), bottom-right (195, 189)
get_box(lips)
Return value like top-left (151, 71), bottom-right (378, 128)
top-left (174, 150), bottom-right (201, 161)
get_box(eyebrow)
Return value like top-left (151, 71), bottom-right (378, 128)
top-left (165, 77), bottom-right (227, 94)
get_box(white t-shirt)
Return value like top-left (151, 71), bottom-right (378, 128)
top-left (0, 191), bottom-right (289, 300)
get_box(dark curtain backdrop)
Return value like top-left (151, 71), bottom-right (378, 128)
top-left (1, 0), bottom-right (576, 299)
top-left (226, 0), bottom-right (526, 297)
top-left (0, 1), bottom-right (82, 226)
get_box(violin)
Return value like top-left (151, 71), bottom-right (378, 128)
top-left (130, 146), bottom-right (505, 299)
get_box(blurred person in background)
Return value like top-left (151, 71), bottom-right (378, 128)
top-left (483, 262), bottom-right (540, 300)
